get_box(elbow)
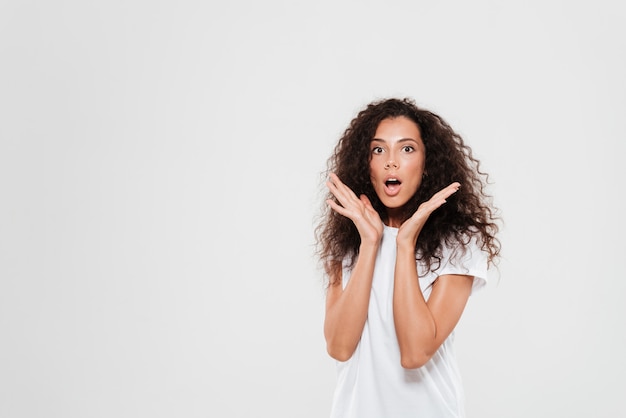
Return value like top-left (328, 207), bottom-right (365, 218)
top-left (326, 341), bottom-right (355, 362)
top-left (399, 351), bottom-right (433, 369)
top-left (400, 357), bottom-right (428, 369)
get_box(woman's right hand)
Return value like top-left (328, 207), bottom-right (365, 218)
top-left (326, 173), bottom-right (383, 245)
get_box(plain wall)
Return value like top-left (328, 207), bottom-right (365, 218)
top-left (1, 1), bottom-right (625, 417)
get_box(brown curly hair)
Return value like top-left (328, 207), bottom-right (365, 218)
top-left (315, 97), bottom-right (501, 285)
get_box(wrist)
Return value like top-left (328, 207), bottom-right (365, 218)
top-left (396, 235), bottom-right (417, 252)
top-left (360, 237), bottom-right (381, 249)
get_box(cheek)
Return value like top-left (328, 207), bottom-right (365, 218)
top-left (368, 160), bottom-right (380, 178)
top-left (406, 161), bottom-right (425, 188)
top-left (410, 156), bottom-right (426, 174)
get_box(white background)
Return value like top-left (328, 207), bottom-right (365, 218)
top-left (1, 1), bottom-right (625, 417)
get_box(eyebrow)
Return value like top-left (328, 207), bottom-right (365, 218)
top-left (371, 138), bottom-right (419, 144)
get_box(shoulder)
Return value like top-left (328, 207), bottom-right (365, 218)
top-left (437, 232), bottom-right (489, 293)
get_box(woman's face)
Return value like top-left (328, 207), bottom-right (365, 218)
top-left (369, 116), bottom-right (425, 223)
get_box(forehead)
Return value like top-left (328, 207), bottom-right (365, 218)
top-left (373, 116), bottom-right (422, 141)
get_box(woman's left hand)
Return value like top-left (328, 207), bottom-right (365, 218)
top-left (397, 182), bottom-right (460, 246)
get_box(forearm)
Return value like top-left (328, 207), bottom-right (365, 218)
top-left (393, 242), bottom-right (437, 368)
top-left (324, 242), bottom-right (379, 361)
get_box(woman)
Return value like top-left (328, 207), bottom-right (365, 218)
top-left (316, 97), bottom-right (500, 417)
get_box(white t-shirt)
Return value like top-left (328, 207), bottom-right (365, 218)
top-left (329, 225), bottom-right (488, 418)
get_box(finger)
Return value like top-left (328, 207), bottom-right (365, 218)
top-left (437, 182), bottom-right (460, 196)
top-left (327, 183), bottom-right (360, 212)
top-left (328, 172), bottom-right (342, 184)
top-left (416, 183), bottom-right (461, 214)
top-left (430, 182), bottom-right (460, 203)
top-left (326, 179), bottom-right (351, 205)
top-left (360, 194), bottom-right (379, 217)
top-left (326, 199), bottom-right (351, 217)
top-left (329, 173), bottom-right (362, 196)
top-left (327, 174), bottom-right (360, 207)
top-left (359, 194), bottom-right (373, 208)
top-left (328, 173), bottom-right (350, 192)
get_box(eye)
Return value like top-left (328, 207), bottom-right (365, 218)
top-left (402, 145), bottom-right (414, 153)
top-left (371, 146), bottom-right (384, 155)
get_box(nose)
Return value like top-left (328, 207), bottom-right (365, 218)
top-left (384, 160), bottom-right (399, 170)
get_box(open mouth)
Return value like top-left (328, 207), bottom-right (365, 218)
top-left (385, 178), bottom-right (401, 187)
top-left (384, 178), bottom-right (402, 195)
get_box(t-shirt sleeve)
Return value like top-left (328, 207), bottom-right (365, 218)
top-left (340, 255), bottom-right (354, 290)
top-left (437, 236), bottom-right (489, 294)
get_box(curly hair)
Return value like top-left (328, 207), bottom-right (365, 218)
top-left (315, 97), bottom-right (501, 286)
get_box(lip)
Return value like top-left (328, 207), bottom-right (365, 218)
top-left (384, 184), bottom-right (401, 196)
top-left (384, 174), bottom-right (402, 183)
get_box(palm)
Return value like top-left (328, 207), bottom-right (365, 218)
top-left (326, 173), bottom-right (384, 245)
top-left (397, 182), bottom-right (460, 244)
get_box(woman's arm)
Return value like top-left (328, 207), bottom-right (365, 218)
top-left (393, 247), bottom-right (473, 368)
top-left (323, 173), bottom-right (383, 361)
top-left (393, 182), bottom-right (473, 368)
top-left (324, 242), bottom-right (379, 361)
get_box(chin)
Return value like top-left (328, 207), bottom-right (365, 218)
top-left (381, 200), bottom-right (410, 212)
